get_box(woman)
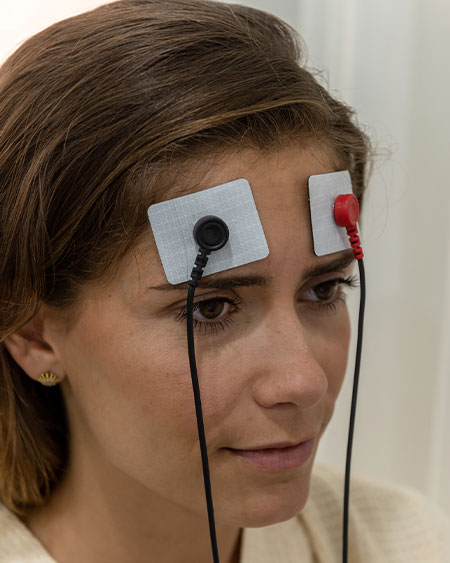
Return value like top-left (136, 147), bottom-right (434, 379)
top-left (0, 1), bottom-right (449, 562)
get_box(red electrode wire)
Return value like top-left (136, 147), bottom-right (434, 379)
top-left (334, 193), bottom-right (364, 260)
top-left (334, 193), bottom-right (365, 563)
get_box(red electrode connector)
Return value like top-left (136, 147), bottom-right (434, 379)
top-left (334, 194), bottom-right (364, 260)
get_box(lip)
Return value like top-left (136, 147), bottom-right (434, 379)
top-left (234, 439), bottom-right (314, 450)
top-left (227, 438), bottom-right (315, 471)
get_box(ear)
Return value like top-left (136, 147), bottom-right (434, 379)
top-left (4, 309), bottom-right (65, 384)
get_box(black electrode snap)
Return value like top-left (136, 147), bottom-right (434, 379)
top-left (193, 215), bottom-right (229, 252)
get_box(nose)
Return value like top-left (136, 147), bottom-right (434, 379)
top-left (250, 307), bottom-right (328, 410)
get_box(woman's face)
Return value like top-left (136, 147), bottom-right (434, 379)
top-left (45, 143), bottom-right (354, 528)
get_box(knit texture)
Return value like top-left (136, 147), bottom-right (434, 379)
top-left (1, 463), bottom-right (449, 562)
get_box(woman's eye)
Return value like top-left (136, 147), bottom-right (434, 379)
top-left (307, 281), bottom-right (340, 301)
top-left (194, 299), bottom-right (229, 321)
top-left (302, 276), bottom-right (359, 311)
top-left (174, 296), bottom-right (242, 334)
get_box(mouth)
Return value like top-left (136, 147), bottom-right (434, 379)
top-left (226, 438), bottom-right (315, 471)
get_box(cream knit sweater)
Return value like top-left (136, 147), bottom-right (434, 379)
top-left (1, 463), bottom-right (449, 562)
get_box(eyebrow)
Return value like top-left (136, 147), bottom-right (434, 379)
top-left (148, 250), bottom-right (355, 292)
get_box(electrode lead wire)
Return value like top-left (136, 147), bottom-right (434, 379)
top-left (342, 257), bottom-right (366, 563)
top-left (187, 283), bottom-right (220, 563)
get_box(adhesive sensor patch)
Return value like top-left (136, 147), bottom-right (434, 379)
top-left (148, 178), bottom-right (269, 284)
top-left (308, 170), bottom-right (357, 256)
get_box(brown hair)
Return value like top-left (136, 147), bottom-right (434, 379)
top-left (0, 0), bottom-right (371, 515)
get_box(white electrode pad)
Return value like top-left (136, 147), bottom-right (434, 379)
top-left (148, 178), bottom-right (269, 284)
top-left (308, 170), bottom-right (357, 256)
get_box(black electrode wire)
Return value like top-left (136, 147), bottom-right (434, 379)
top-left (342, 258), bottom-right (366, 563)
top-left (187, 283), bottom-right (220, 563)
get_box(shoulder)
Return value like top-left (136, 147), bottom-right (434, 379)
top-left (0, 503), bottom-right (56, 562)
top-left (300, 462), bottom-right (450, 563)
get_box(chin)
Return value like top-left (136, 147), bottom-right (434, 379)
top-left (220, 474), bottom-right (312, 528)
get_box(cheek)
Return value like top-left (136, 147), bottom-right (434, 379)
top-left (312, 307), bottom-right (351, 429)
top-left (307, 306), bottom-right (351, 397)
top-left (185, 339), bottom-right (247, 443)
top-left (57, 303), bottom-right (247, 515)
top-left (58, 305), bottom-right (202, 473)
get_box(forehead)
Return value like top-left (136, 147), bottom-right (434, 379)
top-left (127, 143), bottom-right (342, 286)
top-left (160, 142), bottom-right (338, 204)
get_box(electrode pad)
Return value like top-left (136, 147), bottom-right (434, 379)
top-left (148, 178), bottom-right (269, 284)
top-left (308, 170), bottom-right (356, 256)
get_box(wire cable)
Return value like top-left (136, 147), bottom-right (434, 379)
top-left (187, 282), bottom-right (220, 563)
top-left (342, 257), bottom-right (366, 563)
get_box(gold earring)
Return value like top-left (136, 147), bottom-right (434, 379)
top-left (38, 372), bottom-right (60, 386)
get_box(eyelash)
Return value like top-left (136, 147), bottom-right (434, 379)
top-left (174, 276), bottom-right (359, 336)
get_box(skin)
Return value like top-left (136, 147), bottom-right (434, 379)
top-left (6, 143), bottom-right (355, 563)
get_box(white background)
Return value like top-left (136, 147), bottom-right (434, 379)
top-left (2, 0), bottom-right (450, 515)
